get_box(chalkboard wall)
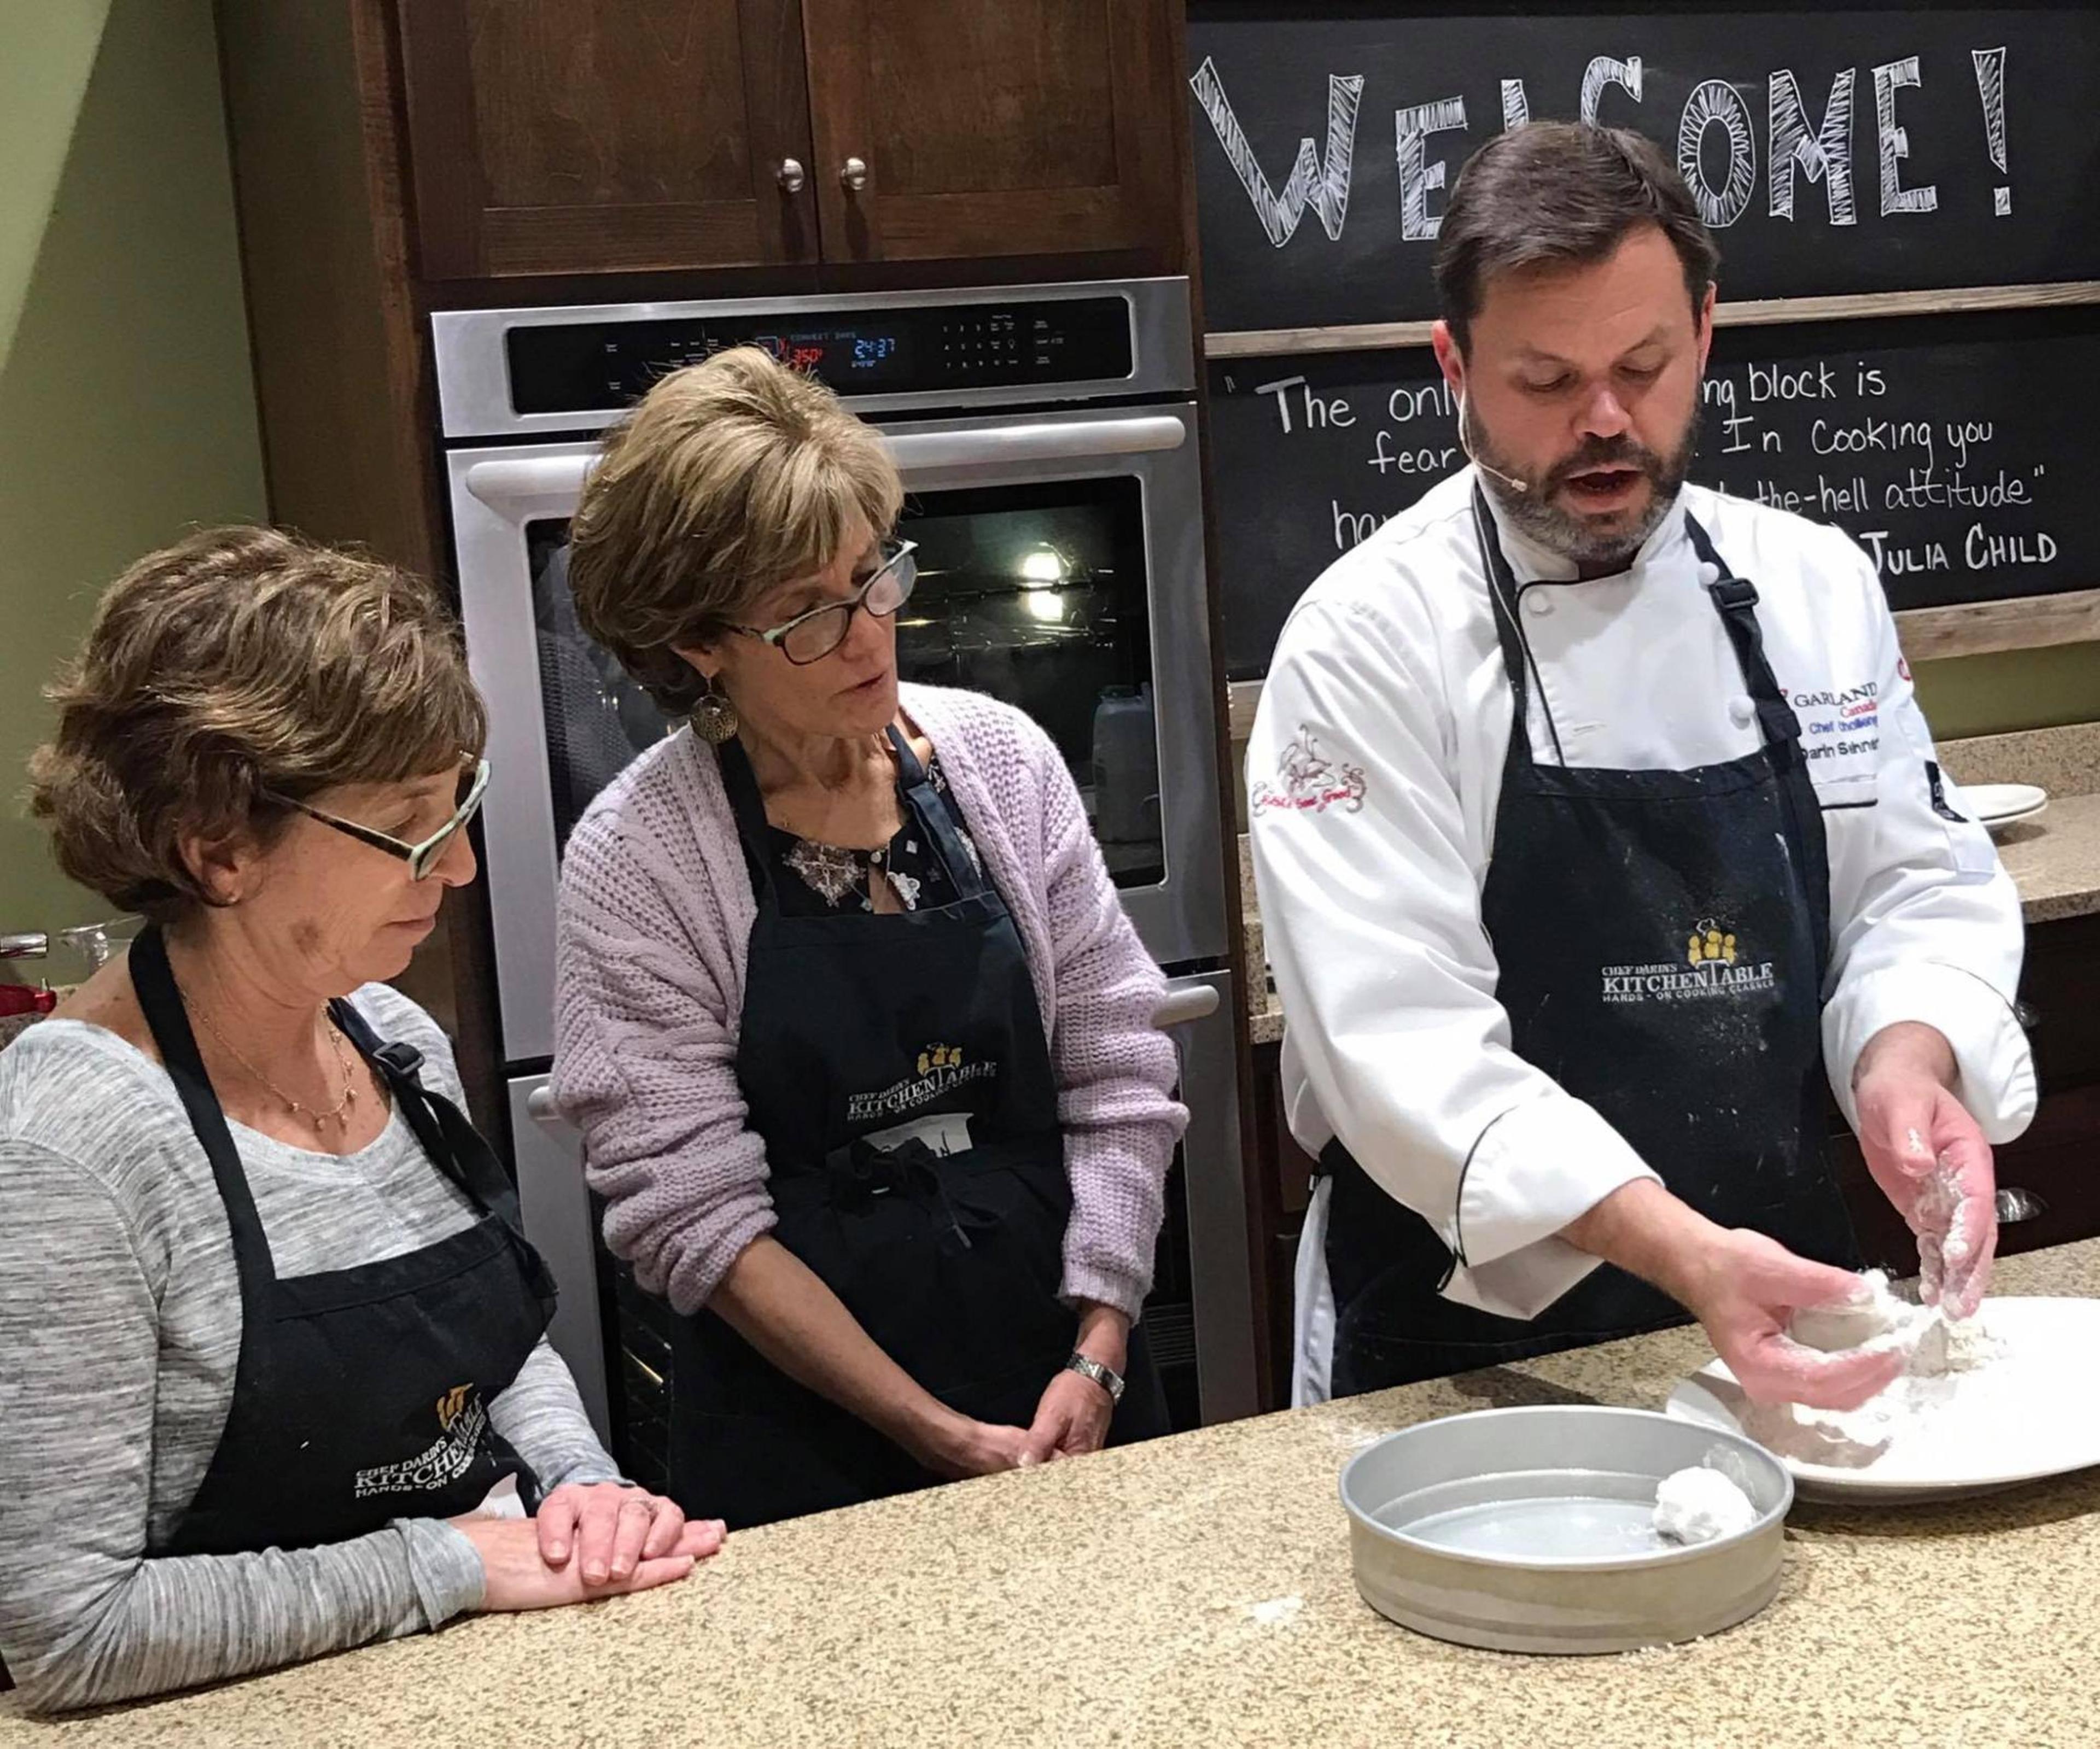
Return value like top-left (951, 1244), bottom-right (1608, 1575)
top-left (1210, 308), bottom-right (2100, 678)
top-left (1189, 4), bottom-right (2100, 334)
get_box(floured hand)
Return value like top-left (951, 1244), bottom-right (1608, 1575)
top-left (1852, 1023), bottom-right (1998, 1320)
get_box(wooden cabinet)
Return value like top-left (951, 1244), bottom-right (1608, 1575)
top-left (396, 0), bottom-right (1181, 280)
top-left (399, 0), bottom-right (819, 277)
top-left (799, 0), bottom-right (1177, 264)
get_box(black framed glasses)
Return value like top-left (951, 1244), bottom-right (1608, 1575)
top-left (731, 540), bottom-right (919, 666)
top-left (265, 756), bottom-right (491, 881)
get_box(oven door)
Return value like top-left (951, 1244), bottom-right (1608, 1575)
top-left (450, 402), bottom-right (1227, 1068)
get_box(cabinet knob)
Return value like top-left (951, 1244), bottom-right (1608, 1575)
top-left (777, 158), bottom-right (806, 194)
top-left (839, 156), bottom-right (870, 193)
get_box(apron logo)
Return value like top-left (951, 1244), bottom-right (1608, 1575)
top-left (1600, 920), bottom-right (1777, 1005)
top-left (1687, 923), bottom-right (1738, 967)
top-left (352, 1382), bottom-right (492, 1500)
top-left (847, 1043), bottom-right (998, 1124)
top-left (1251, 726), bottom-right (1366, 816)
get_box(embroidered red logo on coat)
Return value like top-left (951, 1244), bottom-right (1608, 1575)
top-left (1252, 726), bottom-right (1367, 816)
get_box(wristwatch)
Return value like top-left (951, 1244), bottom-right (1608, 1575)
top-left (1064, 1352), bottom-right (1125, 1404)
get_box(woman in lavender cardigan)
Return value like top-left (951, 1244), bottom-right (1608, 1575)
top-left (553, 347), bottom-right (1189, 1529)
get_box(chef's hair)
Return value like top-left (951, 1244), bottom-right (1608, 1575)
top-left (28, 526), bottom-right (485, 920)
top-left (568, 346), bottom-right (905, 716)
top-left (1434, 121), bottom-right (1720, 355)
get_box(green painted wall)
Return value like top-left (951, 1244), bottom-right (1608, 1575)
top-left (0, 0), bottom-right (267, 945)
top-left (1913, 643), bottom-right (2100, 743)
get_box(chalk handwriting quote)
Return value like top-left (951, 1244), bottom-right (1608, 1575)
top-left (1223, 359), bottom-right (2054, 583)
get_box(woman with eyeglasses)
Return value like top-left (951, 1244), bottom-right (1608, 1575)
top-left (557, 347), bottom-right (1187, 1528)
top-left (0, 528), bottom-right (719, 1712)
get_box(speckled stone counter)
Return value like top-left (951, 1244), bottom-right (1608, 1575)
top-left (10, 1241), bottom-right (2100, 1748)
top-left (1244, 722), bottom-right (2100, 1043)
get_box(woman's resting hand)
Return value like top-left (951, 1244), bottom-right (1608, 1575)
top-left (454, 1484), bottom-right (725, 1611)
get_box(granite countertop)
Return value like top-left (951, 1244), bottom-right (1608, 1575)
top-left (13, 1239), bottom-right (2099, 1748)
top-left (1244, 722), bottom-right (2100, 1044)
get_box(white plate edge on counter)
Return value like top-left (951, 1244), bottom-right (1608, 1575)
top-left (1962, 781), bottom-right (2049, 830)
top-left (1664, 1296), bottom-right (2100, 1504)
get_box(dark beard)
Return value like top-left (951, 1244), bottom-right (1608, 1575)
top-left (1474, 402), bottom-right (1702, 570)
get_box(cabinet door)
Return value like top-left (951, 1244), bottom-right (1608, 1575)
top-left (398, 0), bottom-right (818, 278)
top-left (800, 0), bottom-right (1179, 264)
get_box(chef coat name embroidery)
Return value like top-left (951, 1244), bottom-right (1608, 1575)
top-left (1600, 920), bottom-right (1777, 1005)
top-left (1787, 681), bottom-right (1880, 762)
top-left (1252, 726), bottom-right (1367, 817)
top-left (846, 1044), bottom-right (998, 1124)
top-left (352, 1383), bottom-right (491, 1500)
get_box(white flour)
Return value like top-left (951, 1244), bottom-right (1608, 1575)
top-left (1750, 1294), bottom-right (2007, 1471)
top-left (1652, 1465), bottom-right (1758, 1543)
top-left (1788, 1268), bottom-right (1914, 1354)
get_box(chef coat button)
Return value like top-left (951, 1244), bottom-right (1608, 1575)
top-left (1729, 694), bottom-right (1757, 727)
top-left (1524, 590), bottom-right (1553, 617)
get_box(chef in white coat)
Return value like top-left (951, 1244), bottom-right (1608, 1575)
top-left (1250, 122), bottom-right (2035, 1411)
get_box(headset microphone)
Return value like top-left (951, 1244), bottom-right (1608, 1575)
top-left (1456, 390), bottom-right (1531, 496)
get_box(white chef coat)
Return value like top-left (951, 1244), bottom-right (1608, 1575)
top-left (1250, 468), bottom-right (2037, 1404)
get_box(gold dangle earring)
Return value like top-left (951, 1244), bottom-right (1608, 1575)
top-left (690, 675), bottom-right (739, 746)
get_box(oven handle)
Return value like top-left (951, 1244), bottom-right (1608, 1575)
top-left (884, 415), bottom-right (1187, 475)
top-left (464, 453), bottom-right (597, 510)
top-left (463, 415), bottom-right (1188, 512)
top-left (1153, 980), bottom-right (1220, 1030)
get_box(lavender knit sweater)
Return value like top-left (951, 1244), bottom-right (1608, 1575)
top-left (551, 683), bottom-right (1188, 1321)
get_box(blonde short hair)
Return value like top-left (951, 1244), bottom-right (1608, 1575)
top-left (28, 525), bottom-right (486, 920)
top-left (567, 347), bottom-right (903, 714)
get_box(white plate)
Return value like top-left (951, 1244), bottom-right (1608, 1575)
top-left (1666, 1297), bottom-right (2100, 1504)
top-left (1962, 781), bottom-right (2049, 830)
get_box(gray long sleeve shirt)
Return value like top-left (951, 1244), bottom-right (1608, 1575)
top-left (0, 985), bottom-right (621, 1712)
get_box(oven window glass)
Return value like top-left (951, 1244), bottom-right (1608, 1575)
top-left (527, 469), bottom-right (1162, 889)
top-left (895, 476), bottom-right (1162, 887)
top-left (527, 521), bottom-right (674, 851)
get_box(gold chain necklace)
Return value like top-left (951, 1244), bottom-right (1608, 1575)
top-left (188, 999), bottom-right (361, 1130)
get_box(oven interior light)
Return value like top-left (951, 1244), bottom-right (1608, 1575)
top-left (1018, 546), bottom-right (1066, 587)
top-left (1023, 589), bottom-right (1066, 623)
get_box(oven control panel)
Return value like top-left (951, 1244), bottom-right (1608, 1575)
top-left (506, 296), bottom-right (1133, 417)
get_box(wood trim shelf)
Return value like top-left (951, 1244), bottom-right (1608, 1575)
top-left (1226, 588), bottom-right (2100, 732)
top-left (1204, 279), bottom-right (2100, 360)
top-left (1896, 589), bottom-right (2100, 662)
top-left (1225, 587), bottom-right (2100, 734)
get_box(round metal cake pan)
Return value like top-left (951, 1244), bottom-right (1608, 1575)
top-left (1339, 1404), bottom-right (1793, 1656)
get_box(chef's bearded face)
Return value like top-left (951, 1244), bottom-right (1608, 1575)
top-left (1434, 223), bottom-right (1713, 572)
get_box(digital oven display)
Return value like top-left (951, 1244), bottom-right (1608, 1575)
top-left (752, 326), bottom-right (911, 385)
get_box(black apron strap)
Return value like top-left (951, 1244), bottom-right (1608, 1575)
top-left (326, 996), bottom-right (530, 1236)
top-left (1684, 510), bottom-right (1832, 975)
top-left (129, 926), bottom-right (279, 1391)
top-left (884, 726), bottom-right (987, 900)
top-left (1471, 484), bottom-right (1567, 770)
top-left (1684, 512), bottom-right (1805, 753)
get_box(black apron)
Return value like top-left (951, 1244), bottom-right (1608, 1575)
top-left (669, 728), bottom-right (1166, 1528)
top-left (131, 925), bottom-right (557, 1557)
top-left (1320, 490), bottom-right (1860, 1396)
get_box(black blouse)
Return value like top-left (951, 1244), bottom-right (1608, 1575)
top-left (763, 754), bottom-right (981, 916)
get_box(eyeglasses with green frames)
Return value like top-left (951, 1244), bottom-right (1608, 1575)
top-left (264, 756), bottom-right (491, 881)
top-left (729, 540), bottom-right (919, 666)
